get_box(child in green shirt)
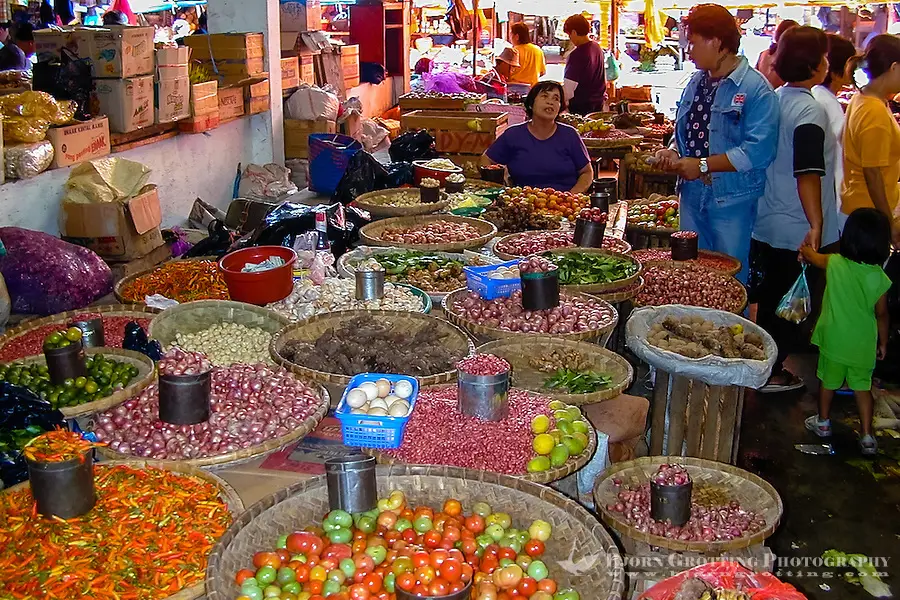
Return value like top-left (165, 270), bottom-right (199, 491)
top-left (801, 208), bottom-right (893, 455)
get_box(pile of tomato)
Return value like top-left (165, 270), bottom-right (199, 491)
top-left (501, 187), bottom-right (589, 223)
top-left (234, 491), bottom-right (580, 600)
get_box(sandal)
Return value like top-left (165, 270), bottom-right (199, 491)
top-left (759, 371), bottom-right (805, 394)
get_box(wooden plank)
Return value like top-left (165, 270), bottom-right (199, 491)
top-left (112, 129), bottom-right (179, 154)
top-left (649, 369), bottom-right (670, 455)
top-left (731, 388), bottom-right (746, 464)
top-left (717, 386), bottom-right (741, 463)
top-left (401, 110), bottom-right (507, 133)
top-left (434, 131), bottom-right (498, 154)
top-left (399, 94), bottom-right (487, 110)
top-left (110, 123), bottom-right (177, 147)
top-left (667, 375), bottom-right (691, 456)
top-left (701, 385), bottom-right (723, 460)
top-left (684, 380), bottom-right (707, 457)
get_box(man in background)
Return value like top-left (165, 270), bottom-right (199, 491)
top-left (0, 23), bottom-right (34, 71)
top-left (563, 13), bottom-right (607, 114)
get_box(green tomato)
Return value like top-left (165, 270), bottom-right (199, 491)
top-left (528, 560), bottom-right (549, 581)
top-left (486, 523), bottom-right (506, 542)
top-left (326, 509), bottom-right (353, 529)
top-left (488, 512), bottom-right (511, 529)
top-left (500, 536), bottom-right (522, 554)
top-left (553, 589), bottom-right (580, 600)
top-left (290, 554), bottom-right (307, 563)
top-left (263, 585), bottom-right (281, 598)
top-left (282, 581), bottom-right (302, 596)
top-left (394, 518), bottom-right (413, 532)
top-left (241, 578), bottom-right (260, 590)
top-left (472, 501), bottom-right (492, 517)
top-left (327, 527), bottom-right (352, 544)
top-left (476, 534), bottom-right (494, 549)
top-left (322, 520), bottom-right (342, 533)
top-left (366, 544), bottom-right (387, 565)
top-left (384, 572), bottom-right (396, 593)
top-left (339, 558), bottom-right (356, 578)
top-left (256, 565), bottom-right (277, 586)
top-left (357, 515), bottom-right (376, 534)
top-left (327, 569), bottom-right (346, 585)
top-left (322, 580), bottom-right (341, 596)
top-left (528, 520), bottom-right (552, 542)
top-left (276, 567), bottom-right (296, 586)
top-left (516, 554), bottom-right (532, 571)
top-left (499, 558), bottom-right (515, 568)
top-left (241, 583), bottom-right (264, 600)
top-left (517, 531), bottom-right (530, 545)
top-left (277, 535), bottom-right (289, 549)
top-left (413, 515), bottom-right (433, 533)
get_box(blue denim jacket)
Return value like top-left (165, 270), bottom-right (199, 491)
top-left (674, 56), bottom-right (780, 204)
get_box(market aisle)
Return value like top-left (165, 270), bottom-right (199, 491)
top-left (737, 354), bottom-right (900, 600)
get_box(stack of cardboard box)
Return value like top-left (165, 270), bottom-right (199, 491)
top-left (280, 0), bottom-right (322, 87)
top-left (155, 47), bottom-right (191, 124)
top-left (92, 26), bottom-right (156, 134)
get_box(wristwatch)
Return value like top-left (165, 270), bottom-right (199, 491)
top-left (699, 158), bottom-right (709, 175)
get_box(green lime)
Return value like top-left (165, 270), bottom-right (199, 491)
top-left (566, 406), bottom-right (583, 420)
top-left (557, 420), bottom-right (575, 435)
top-left (74, 377), bottom-right (87, 389)
top-left (549, 444), bottom-right (570, 468)
top-left (553, 410), bottom-right (570, 422)
top-left (84, 381), bottom-right (99, 394)
top-left (572, 420), bottom-right (590, 435)
top-left (562, 435), bottom-right (586, 456)
top-left (46, 332), bottom-right (63, 346)
top-left (527, 456), bottom-right (551, 473)
top-left (65, 327), bottom-right (84, 342)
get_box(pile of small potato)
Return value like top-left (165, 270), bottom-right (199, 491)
top-left (171, 323), bottom-right (273, 366)
top-left (647, 316), bottom-right (767, 360)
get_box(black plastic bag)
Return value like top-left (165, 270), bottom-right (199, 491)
top-left (250, 202), bottom-right (370, 258)
top-left (383, 162), bottom-right (415, 189)
top-left (32, 49), bottom-right (94, 121)
top-left (389, 130), bottom-right (439, 163)
top-left (333, 151), bottom-right (388, 205)
top-left (124, 322), bottom-right (163, 361)
top-left (361, 62), bottom-right (386, 85)
top-left (183, 220), bottom-right (239, 259)
top-left (0, 382), bottom-right (66, 487)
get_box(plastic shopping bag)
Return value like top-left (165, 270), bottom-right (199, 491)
top-left (776, 264), bottom-right (811, 324)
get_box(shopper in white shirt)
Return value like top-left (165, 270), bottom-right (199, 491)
top-left (811, 33), bottom-right (857, 233)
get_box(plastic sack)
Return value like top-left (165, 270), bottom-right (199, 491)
top-left (422, 71), bottom-right (472, 94)
top-left (32, 48), bottom-right (94, 121)
top-left (0, 90), bottom-right (76, 126)
top-left (0, 382), bottom-right (66, 487)
top-left (639, 562), bottom-right (806, 600)
top-left (626, 305), bottom-right (777, 389)
top-left (237, 163), bottom-right (299, 200)
top-left (285, 83), bottom-right (340, 121)
top-left (4, 141), bottom-right (54, 180)
top-left (389, 130), bottom-right (439, 163)
top-left (3, 117), bottom-right (50, 143)
top-left (357, 118), bottom-right (391, 154)
top-left (250, 202), bottom-right (370, 258)
top-left (776, 264), bottom-right (811, 324)
top-left (0, 227), bottom-right (113, 315)
top-left (332, 150), bottom-right (387, 205)
top-left (184, 220), bottom-right (239, 259)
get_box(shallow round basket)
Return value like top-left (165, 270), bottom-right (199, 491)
top-left (583, 135), bottom-right (644, 149)
top-left (269, 310), bottom-right (475, 390)
top-left (396, 283), bottom-right (433, 313)
top-left (94, 378), bottom-right (330, 470)
top-left (0, 304), bottom-right (160, 360)
top-left (4, 459), bottom-right (243, 600)
top-left (12, 347), bottom-right (156, 419)
top-left (593, 456), bottom-right (783, 553)
top-left (632, 250), bottom-right (742, 278)
top-left (441, 288), bottom-right (619, 343)
top-left (493, 231), bottom-right (632, 261)
top-left (590, 276), bottom-right (645, 304)
top-left (369, 405), bottom-right (597, 484)
top-left (354, 188), bottom-right (451, 219)
top-left (547, 248), bottom-right (642, 294)
top-left (204, 465), bottom-right (625, 600)
top-left (114, 258), bottom-right (227, 304)
top-left (148, 300), bottom-right (290, 353)
top-left (635, 261), bottom-right (748, 314)
top-left (359, 215), bottom-right (498, 252)
top-left (477, 337), bottom-right (633, 405)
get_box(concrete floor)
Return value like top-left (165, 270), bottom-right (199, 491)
top-left (736, 353), bottom-right (900, 600)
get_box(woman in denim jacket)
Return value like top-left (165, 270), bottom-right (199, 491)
top-left (656, 3), bottom-right (779, 284)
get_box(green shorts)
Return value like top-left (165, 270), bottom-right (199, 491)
top-left (817, 354), bottom-right (873, 391)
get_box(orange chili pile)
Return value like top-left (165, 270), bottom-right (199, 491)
top-left (0, 465), bottom-right (232, 599)
top-left (23, 430), bottom-right (102, 463)
top-left (120, 261), bottom-right (230, 303)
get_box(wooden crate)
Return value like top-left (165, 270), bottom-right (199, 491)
top-left (399, 93), bottom-right (487, 111)
top-left (648, 370), bottom-right (746, 464)
top-left (402, 110), bottom-right (508, 154)
top-left (299, 54), bottom-right (316, 84)
top-left (284, 119), bottom-right (337, 159)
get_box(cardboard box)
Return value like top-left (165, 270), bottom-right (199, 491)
top-left (246, 95), bottom-right (269, 115)
top-left (281, 31), bottom-right (300, 54)
top-left (280, 0), bottom-right (321, 32)
top-left (300, 54), bottom-right (316, 84)
top-left (91, 26), bottom-right (155, 78)
top-left (191, 80), bottom-right (218, 116)
top-left (47, 117), bottom-right (111, 169)
top-left (184, 33), bottom-right (264, 60)
top-left (61, 185), bottom-right (164, 260)
top-left (340, 44), bottom-right (360, 89)
top-left (34, 28), bottom-right (92, 62)
top-left (95, 76), bottom-right (154, 133)
top-left (281, 57), bottom-right (300, 90)
top-left (157, 64), bottom-right (189, 81)
top-left (179, 109), bottom-right (220, 133)
top-left (156, 46), bottom-right (190, 66)
top-left (284, 119), bottom-right (335, 159)
top-left (197, 58), bottom-right (266, 80)
top-left (246, 79), bottom-right (269, 99)
top-left (218, 86), bottom-right (245, 121)
top-left (156, 77), bottom-right (191, 123)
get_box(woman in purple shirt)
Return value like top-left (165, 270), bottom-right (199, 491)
top-left (481, 81), bottom-right (594, 193)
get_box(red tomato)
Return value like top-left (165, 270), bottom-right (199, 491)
top-left (443, 499), bottom-right (462, 517)
top-left (413, 584), bottom-right (430, 596)
top-left (355, 554), bottom-right (375, 575)
top-left (352, 539), bottom-right (366, 554)
top-left (497, 592), bottom-right (513, 600)
top-left (412, 552), bottom-right (431, 568)
top-left (399, 508), bottom-right (414, 522)
top-left (415, 565), bottom-right (436, 586)
top-left (461, 564), bottom-right (474, 583)
top-left (480, 555), bottom-right (500, 574)
top-left (295, 564), bottom-right (310, 583)
top-left (307, 580), bottom-right (324, 595)
top-left (517, 577), bottom-right (537, 596)
top-left (537, 579), bottom-right (557, 594)
top-left (324, 544), bottom-right (353, 561)
top-left (367, 535), bottom-right (387, 549)
top-left (439, 558), bottom-right (463, 583)
top-left (429, 549), bottom-right (449, 569)
top-left (402, 528), bottom-right (418, 544)
top-left (498, 547), bottom-right (517, 561)
top-left (460, 538), bottom-right (478, 557)
top-left (319, 557), bottom-right (338, 572)
top-left (423, 530), bottom-right (442, 549)
top-left (252, 551), bottom-right (281, 570)
top-left (464, 515), bottom-right (485, 534)
top-left (384, 530), bottom-right (401, 545)
top-left (363, 573), bottom-right (384, 594)
top-left (524, 540), bottom-right (545, 558)
top-left (287, 532), bottom-right (324, 556)
top-left (443, 526), bottom-right (462, 543)
top-left (483, 545), bottom-right (500, 560)
top-left (448, 549), bottom-right (465, 563)
top-left (309, 596), bottom-right (325, 600)
top-left (275, 549), bottom-right (291, 564)
top-left (234, 569), bottom-right (255, 585)
top-left (397, 573), bottom-right (416, 592)
top-left (429, 578), bottom-right (451, 596)
top-left (348, 583), bottom-right (370, 600)
top-left (450, 580), bottom-right (467, 593)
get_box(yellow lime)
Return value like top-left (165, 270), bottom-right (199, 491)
top-left (531, 415), bottom-right (551, 435)
top-left (562, 435), bottom-right (586, 456)
top-left (566, 406), bottom-right (583, 420)
top-left (572, 431), bottom-right (590, 449)
top-left (572, 420), bottom-right (590, 435)
top-left (527, 456), bottom-right (551, 473)
top-left (549, 444), bottom-right (570, 468)
top-left (548, 400), bottom-right (566, 411)
top-left (549, 428), bottom-right (563, 443)
top-left (532, 433), bottom-right (555, 455)
top-left (553, 410), bottom-right (570, 422)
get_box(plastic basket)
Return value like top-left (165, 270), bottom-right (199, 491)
top-left (335, 373), bottom-right (419, 449)
top-left (464, 260), bottom-right (521, 300)
top-left (308, 133), bottom-right (362, 196)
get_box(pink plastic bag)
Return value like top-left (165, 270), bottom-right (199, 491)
top-left (639, 562), bottom-right (808, 600)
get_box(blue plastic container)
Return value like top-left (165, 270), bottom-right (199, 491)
top-left (335, 373), bottom-right (419, 449)
top-left (464, 260), bottom-right (522, 300)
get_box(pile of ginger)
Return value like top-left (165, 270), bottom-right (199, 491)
top-left (647, 315), bottom-right (767, 360)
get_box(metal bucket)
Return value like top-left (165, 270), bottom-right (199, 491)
top-left (590, 192), bottom-right (611, 212)
top-left (356, 269), bottom-right (385, 301)
top-left (396, 579), bottom-right (472, 600)
top-left (68, 319), bottom-right (105, 348)
top-left (26, 451), bottom-right (96, 518)
top-left (420, 186), bottom-right (441, 203)
top-left (325, 455), bottom-right (377, 514)
top-left (158, 372), bottom-right (212, 425)
top-left (458, 370), bottom-right (510, 421)
top-left (44, 341), bottom-right (87, 385)
top-left (445, 180), bottom-right (465, 194)
top-left (650, 480), bottom-right (692, 526)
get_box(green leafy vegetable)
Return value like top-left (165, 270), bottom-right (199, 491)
top-left (543, 368), bottom-right (613, 394)
top-left (544, 251), bottom-right (638, 286)
top-left (822, 550), bottom-right (892, 598)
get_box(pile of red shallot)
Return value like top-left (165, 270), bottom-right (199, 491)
top-left (495, 231), bottom-right (630, 258)
top-left (451, 290), bottom-right (616, 335)
top-left (578, 208), bottom-right (608, 224)
top-left (636, 263), bottom-right (745, 312)
top-left (607, 483), bottom-right (766, 542)
top-left (158, 348), bottom-right (211, 376)
top-left (457, 353), bottom-right (510, 377)
top-left (671, 230), bottom-right (698, 240)
top-left (631, 249), bottom-right (740, 274)
top-left (379, 220), bottom-right (482, 245)
top-left (654, 463), bottom-right (691, 486)
top-left (518, 256), bottom-right (558, 274)
top-left (93, 350), bottom-right (323, 460)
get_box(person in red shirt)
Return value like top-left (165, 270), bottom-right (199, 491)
top-left (563, 14), bottom-right (607, 114)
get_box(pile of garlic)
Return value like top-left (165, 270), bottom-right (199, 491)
top-left (171, 323), bottom-right (273, 366)
top-left (268, 278), bottom-right (425, 322)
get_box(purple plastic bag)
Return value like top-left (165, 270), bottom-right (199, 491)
top-left (422, 71), bottom-right (477, 94)
top-left (0, 227), bottom-right (113, 315)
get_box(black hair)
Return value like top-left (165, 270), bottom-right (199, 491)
top-left (850, 34), bottom-right (900, 83)
top-left (768, 19), bottom-right (798, 54)
top-left (823, 34), bottom-right (856, 88)
top-left (199, 12), bottom-right (207, 28)
top-left (511, 22), bottom-right (530, 45)
top-left (523, 81), bottom-right (567, 119)
top-left (841, 208), bottom-right (892, 266)
top-left (773, 26), bottom-right (827, 83)
top-left (563, 14), bottom-right (590, 37)
top-left (684, 4), bottom-right (741, 55)
top-left (103, 10), bottom-right (127, 26)
top-left (0, 22), bottom-right (10, 31)
top-left (12, 22), bottom-right (33, 42)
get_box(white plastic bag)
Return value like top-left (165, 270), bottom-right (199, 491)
top-left (238, 164), bottom-right (298, 200)
top-left (626, 305), bottom-right (777, 389)
top-left (285, 83), bottom-right (340, 121)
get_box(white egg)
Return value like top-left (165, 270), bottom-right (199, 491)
top-left (367, 407), bottom-right (389, 416)
top-left (375, 379), bottom-right (392, 398)
top-left (369, 398), bottom-right (388, 411)
top-left (358, 382), bottom-right (379, 402)
top-left (389, 401), bottom-right (410, 417)
top-left (350, 408), bottom-right (366, 414)
top-left (346, 389), bottom-right (368, 409)
top-left (393, 379), bottom-right (414, 399)
top-left (384, 394), bottom-right (401, 407)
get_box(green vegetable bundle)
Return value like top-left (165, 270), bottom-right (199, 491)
top-left (543, 368), bottom-right (613, 394)
top-left (545, 251), bottom-right (638, 286)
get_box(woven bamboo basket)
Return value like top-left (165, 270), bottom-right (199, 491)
top-left (368, 406), bottom-right (598, 484)
top-left (148, 300), bottom-right (290, 354)
top-left (547, 248), bottom-right (642, 294)
top-left (269, 310), bottom-right (475, 390)
top-left (593, 456), bottom-right (783, 553)
top-left (359, 215), bottom-right (498, 252)
top-left (204, 465), bottom-right (625, 600)
top-left (114, 258), bottom-right (227, 304)
top-left (0, 305), bottom-right (161, 360)
top-left (12, 348), bottom-right (156, 419)
top-left (632, 250), bottom-right (742, 278)
top-left (464, 179), bottom-right (504, 193)
top-left (4, 459), bottom-right (244, 600)
top-left (635, 262), bottom-right (748, 314)
top-left (590, 276), bottom-right (644, 304)
top-left (625, 198), bottom-right (679, 237)
top-left (477, 337), bottom-right (633, 405)
top-left (583, 135), bottom-right (644, 149)
top-left (441, 288), bottom-right (619, 343)
top-left (354, 188), bottom-right (451, 219)
top-left (493, 231), bottom-right (632, 261)
top-left (94, 380), bottom-right (330, 470)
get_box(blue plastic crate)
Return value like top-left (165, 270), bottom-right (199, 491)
top-left (335, 373), bottom-right (418, 449)
top-left (464, 260), bottom-right (522, 300)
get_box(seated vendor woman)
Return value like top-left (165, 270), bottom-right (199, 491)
top-left (481, 81), bottom-right (593, 193)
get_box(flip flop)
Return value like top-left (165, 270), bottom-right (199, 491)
top-left (759, 371), bottom-right (805, 394)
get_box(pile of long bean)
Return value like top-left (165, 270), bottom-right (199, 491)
top-left (0, 465), bottom-right (232, 599)
top-left (119, 261), bottom-right (229, 303)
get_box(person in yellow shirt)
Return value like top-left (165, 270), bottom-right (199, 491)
top-left (842, 34), bottom-right (900, 247)
top-left (508, 22), bottom-right (546, 86)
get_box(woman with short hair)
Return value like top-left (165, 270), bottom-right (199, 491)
top-left (509, 22), bottom-right (546, 87)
